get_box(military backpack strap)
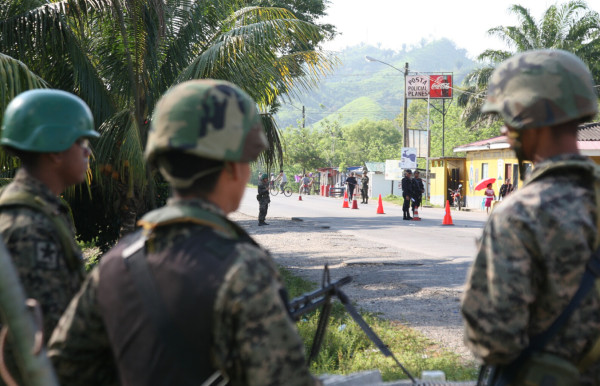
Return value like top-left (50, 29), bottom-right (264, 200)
top-left (0, 191), bottom-right (81, 276)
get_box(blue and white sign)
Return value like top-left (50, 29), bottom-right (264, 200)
top-left (400, 147), bottom-right (417, 169)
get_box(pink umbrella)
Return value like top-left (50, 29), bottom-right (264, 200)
top-left (475, 178), bottom-right (496, 191)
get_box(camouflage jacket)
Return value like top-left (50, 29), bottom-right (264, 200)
top-left (48, 198), bottom-right (317, 386)
top-left (0, 168), bottom-right (83, 341)
top-left (257, 181), bottom-right (270, 202)
top-left (361, 176), bottom-right (369, 189)
top-left (461, 154), bottom-right (600, 382)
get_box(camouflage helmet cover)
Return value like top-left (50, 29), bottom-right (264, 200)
top-left (1, 89), bottom-right (98, 152)
top-left (145, 79), bottom-right (268, 164)
top-left (482, 49), bottom-right (598, 130)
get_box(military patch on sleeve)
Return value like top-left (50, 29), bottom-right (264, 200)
top-left (35, 241), bottom-right (58, 269)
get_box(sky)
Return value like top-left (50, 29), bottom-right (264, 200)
top-left (319, 0), bottom-right (600, 59)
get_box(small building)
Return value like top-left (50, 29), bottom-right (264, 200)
top-left (451, 122), bottom-right (600, 209)
top-left (364, 162), bottom-right (402, 199)
top-left (428, 157), bottom-right (467, 207)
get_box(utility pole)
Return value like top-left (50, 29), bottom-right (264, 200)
top-left (302, 105), bottom-right (305, 128)
top-left (403, 62), bottom-right (409, 147)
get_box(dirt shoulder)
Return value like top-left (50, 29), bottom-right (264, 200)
top-left (230, 211), bottom-right (477, 365)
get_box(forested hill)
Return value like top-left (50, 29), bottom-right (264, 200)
top-left (275, 38), bottom-right (478, 129)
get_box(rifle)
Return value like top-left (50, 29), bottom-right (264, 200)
top-left (0, 237), bottom-right (58, 386)
top-left (288, 265), bottom-right (416, 384)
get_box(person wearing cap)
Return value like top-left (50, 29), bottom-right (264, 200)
top-left (48, 80), bottom-right (319, 386)
top-left (411, 170), bottom-right (424, 215)
top-left (0, 89), bottom-right (98, 383)
top-left (257, 173), bottom-right (270, 225)
top-left (461, 50), bottom-right (600, 384)
top-left (401, 169), bottom-right (413, 220)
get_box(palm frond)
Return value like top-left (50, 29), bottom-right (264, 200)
top-left (0, 53), bottom-right (47, 122)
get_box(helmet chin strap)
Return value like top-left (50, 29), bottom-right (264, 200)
top-left (507, 130), bottom-right (527, 181)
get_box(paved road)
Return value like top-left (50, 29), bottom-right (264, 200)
top-left (238, 188), bottom-right (489, 263)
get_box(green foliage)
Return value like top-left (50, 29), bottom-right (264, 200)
top-left (275, 39), bottom-right (477, 129)
top-left (78, 238), bottom-right (102, 271)
top-left (0, 0), bottom-right (338, 241)
top-left (281, 267), bottom-right (479, 382)
top-left (282, 117), bottom-right (404, 170)
top-left (459, 1), bottom-right (600, 127)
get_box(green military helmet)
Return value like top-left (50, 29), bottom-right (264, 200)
top-left (482, 49), bottom-right (598, 130)
top-left (145, 79), bottom-right (268, 166)
top-left (1, 89), bottom-right (98, 152)
top-left (261, 173), bottom-right (268, 180)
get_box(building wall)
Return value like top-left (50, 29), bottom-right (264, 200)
top-left (464, 149), bottom-right (534, 208)
top-left (370, 173), bottom-right (399, 199)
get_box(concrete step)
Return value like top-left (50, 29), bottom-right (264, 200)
top-left (320, 370), bottom-right (476, 386)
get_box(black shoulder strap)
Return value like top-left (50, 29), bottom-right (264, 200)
top-left (0, 190), bottom-right (81, 275)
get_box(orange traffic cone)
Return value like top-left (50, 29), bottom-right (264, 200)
top-left (413, 206), bottom-right (421, 221)
top-left (342, 191), bottom-right (349, 208)
top-left (376, 194), bottom-right (385, 214)
top-left (351, 199), bottom-right (359, 209)
top-left (298, 194), bottom-right (303, 201)
top-left (442, 200), bottom-right (454, 225)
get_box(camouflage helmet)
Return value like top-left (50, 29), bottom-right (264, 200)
top-left (145, 80), bottom-right (268, 167)
top-left (1, 89), bottom-right (98, 152)
top-left (482, 49), bottom-right (598, 130)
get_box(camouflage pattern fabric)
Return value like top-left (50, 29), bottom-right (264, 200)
top-left (257, 180), bottom-right (270, 223)
top-left (48, 198), bottom-right (318, 386)
top-left (461, 154), bottom-right (600, 384)
top-left (0, 168), bottom-right (83, 385)
top-left (481, 49), bottom-right (598, 130)
top-left (360, 175), bottom-right (369, 203)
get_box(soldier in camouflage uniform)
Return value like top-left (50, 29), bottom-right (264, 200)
top-left (257, 173), bottom-right (270, 225)
top-left (360, 168), bottom-right (369, 204)
top-left (0, 89), bottom-right (98, 384)
top-left (48, 80), bottom-right (319, 386)
top-left (461, 50), bottom-right (600, 384)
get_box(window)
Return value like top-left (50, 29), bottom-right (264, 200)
top-left (481, 163), bottom-right (489, 179)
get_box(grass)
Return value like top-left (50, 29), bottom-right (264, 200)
top-left (78, 238), bottom-right (102, 271)
top-left (380, 194), bottom-right (440, 208)
top-left (280, 267), bottom-right (479, 382)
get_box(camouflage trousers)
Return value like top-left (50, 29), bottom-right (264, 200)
top-left (258, 200), bottom-right (269, 222)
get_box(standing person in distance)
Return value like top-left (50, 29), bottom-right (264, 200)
top-left (360, 168), bottom-right (370, 204)
top-left (345, 172), bottom-right (358, 202)
top-left (0, 89), bottom-right (98, 383)
top-left (49, 80), bottom-right (319, 386)
top-left (257, 173), bottom-right (270, 226)
top-left (484, 183), bottom-right (496, 214)
top-left (411, 170), bottom-right (425, 216)
top-left (401, 169), bottom-right (413, 220)
top-left (461, 50), bottom-right (600, 384)
top-left (498, 178), bottom-right (513, 200)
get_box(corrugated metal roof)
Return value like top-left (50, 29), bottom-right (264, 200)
top-left (578, 122), bottom-right (600, 141)
top-left (365, 162), bottom-right (385, 172)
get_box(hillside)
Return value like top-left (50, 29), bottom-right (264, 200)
top-left (275, 38), bottom-right (478, 129)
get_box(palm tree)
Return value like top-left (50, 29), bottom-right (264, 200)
top-left (458, 0), bottom-right (600, 128)
top-left (0, 0), bottom-right (337, 240)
